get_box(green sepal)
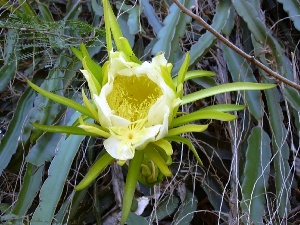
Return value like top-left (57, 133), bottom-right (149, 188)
top-left (75, 152), bottom-right (114, 190)
top-left (82, 56), bottom-right (103, 90)
top-left (144, 145), bottom-right (172, 177)
top-left (150, 142), bottom-right (172, 166)
top-left (27, 79), bottom-right (94, 119)
top-left (152, 139), bottom-right (173, 155)
top-left (173, 70), bottom-right (216, 85)
top-left (171, 110), bottom-right (237, 127)
top-left (121, 150), bottom-right (144, 225)
top-left (165, 135), bottom-right (203, 166)
top-left (159, 54), bottom-right (176, 91)
top-left (182, 82), bottom-right (276, 105)
top-left (102, 61), bottom-right (109, 86)
top-left (119, 37), bottom-right (141, 64)
top-left (82, 89), bottom-right (99, 122)
top-left (78, 122), bottom-right (110, 138)
top-left (141, 164), bottom-right (152, 177)
top-left (200, 104), bottom-right (246, 112)
top-left (167, 124), bottom-right (208, 137)
top-left (176, 52), bottom-right (190, 96)
top-left (31, 123), bottom-right (98, 137)
top-left (71, 47), bottom-right (83, 61)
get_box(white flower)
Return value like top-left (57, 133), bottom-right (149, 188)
top-left (93, 51), bottom-right (180, 161)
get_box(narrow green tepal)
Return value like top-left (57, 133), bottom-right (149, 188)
top-left (181, 82), bottom-right (276, 105)
top-left (75, 152), bottom-right (114, 190)
top-left (144, 145), bottom-right (172, 177)
top-left (27, 79), bottom-right (96, 120)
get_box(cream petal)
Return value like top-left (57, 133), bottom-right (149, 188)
top-left (93, 85), bottom-right (113, 127)
top-left (104, 137), bottom-right (135, 160)
top-left (135, 125), bottom-right (162, 150)
top-left (155, 107), bottom-right (170, 140)
top-left (110, 115), bottom-right (131, 127)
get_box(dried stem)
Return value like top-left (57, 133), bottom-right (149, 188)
top-left (171, 0), bottom-right (300, 91)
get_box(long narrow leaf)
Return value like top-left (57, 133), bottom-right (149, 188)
top-left (0, 88), bottom-right (35, 175)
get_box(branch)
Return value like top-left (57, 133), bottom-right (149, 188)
top-left (172, 0), bottom-right (300, 91)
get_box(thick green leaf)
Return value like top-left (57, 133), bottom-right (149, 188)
top-left (241, 126), bottom-right (271, 224)
top-left (182, 82), bottom-right (276, 105)
top-left (140, 0), bottom-right (162, 34)
top-left (173, 0), bottom-right (231, 74)
top-left (37, 1), bottom-right (54, 22)
top-left (0, 88), bottom-right (35, 175)
top-left (265, 87), bottom-right (291, 217)
top-left (282, 86), bottom-right (300, 111)
top-left (171, 189), bottom-right (198, 225)
top-left (276, 0), bottom-right (300, 31)
top-left (31, 132), bottom-right (85, 224)
top-left (0, 29), bottom-right (18, 92)
top-left (26, 132), bottom-right (62, 166)
top-left (127, 212), bottom-right (149, 225)
top-left (12, 164), bottom-right (44, 219)
top-left (150, 195), bottom-right (179, 222)
top-left (152, 0), bottom-right (193, 62)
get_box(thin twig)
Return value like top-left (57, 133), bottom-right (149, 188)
top-left (172, 0), bottom-right (300, 91)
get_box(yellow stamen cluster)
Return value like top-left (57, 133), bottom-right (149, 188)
top-left (106, 75), bottom-right (163, 122)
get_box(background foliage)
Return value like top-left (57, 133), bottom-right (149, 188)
top-left (0, 0), bottom-right (299, 224)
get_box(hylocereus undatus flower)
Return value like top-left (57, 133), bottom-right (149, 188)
top-left (89, 51), bottom-right (180, 162)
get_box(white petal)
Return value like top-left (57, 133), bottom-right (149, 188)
top-left (135, 125), bottom-right (161, 150)
top-left (93, 85), bottom-right (113, 127)
top-left (104, 137), bottom-right (134, 160)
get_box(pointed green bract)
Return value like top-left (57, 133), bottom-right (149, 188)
top-left (165, 135), bottom-right (203, 166)
top-left (171, 110), bottom-right (237, 127)
top-left (144, 145), bottom-right (172, 177)
top-left (31, 123), bottom-right (98, 137)
top-left (75, 152), bottom-right (114, 190)
top-left (176, 52), bottom-right (190, 96)
top-left (167, 124), bottom-right (208, 137)
top-left (78, 123), bottom-right (110, 138)
top-left (152, 139), bottom-right (173, 156)
top-left (182, 82), bottom-right (276, 105)
top-left (27, 79), bottom-right (94, 119)
top-left (200, 104), bottom-right (246, 112)
top-left (82, 89), bottom-right (99, 122)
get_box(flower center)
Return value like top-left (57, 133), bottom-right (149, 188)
top-left (107, 75), bottom-right (163, 122)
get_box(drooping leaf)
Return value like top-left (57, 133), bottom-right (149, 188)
top-left (276, 0), bottom-right (300, 31)
top-left (0, 88), bottom-right (35, 175)
top-left (31, 133), bottom-right (85, 225)
top-left (241, 126), bottom-right (271, 224)
top-left (173, 0), bottom-right (232, 74)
